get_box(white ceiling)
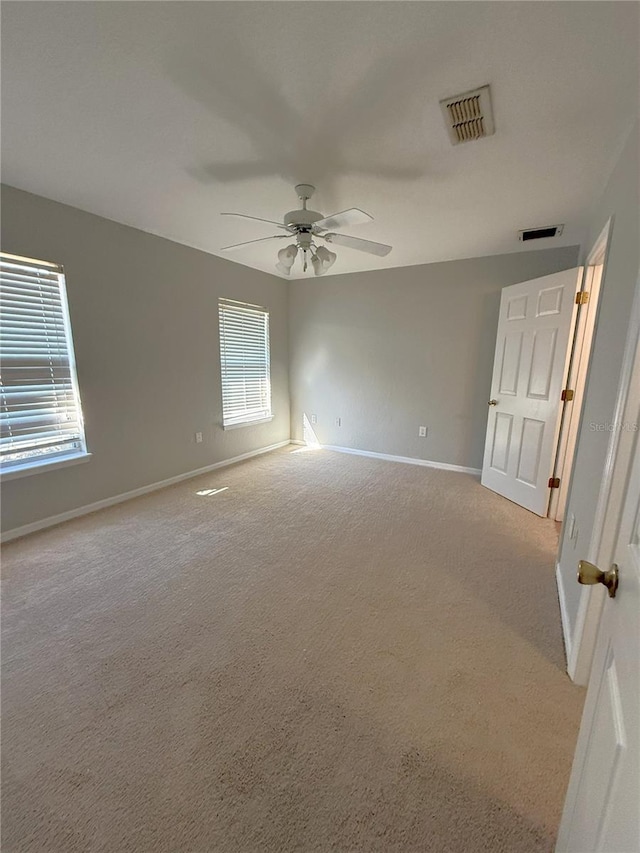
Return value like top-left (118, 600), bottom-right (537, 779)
top-left (2, 2), bottom-right (638, 279)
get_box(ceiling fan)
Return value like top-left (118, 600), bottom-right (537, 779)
top-left (220, 184), bottom-right (392, 276)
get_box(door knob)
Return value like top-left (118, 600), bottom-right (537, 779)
top-left (488, 399), bottom-right (498, 406)
top-left (577, 560), bottom-right (619, 598)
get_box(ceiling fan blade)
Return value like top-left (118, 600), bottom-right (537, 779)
top-left (221, 212), bottom-right (291, 231)
top-left (323, 232), bottom-right (392, 257)
top-left (313, 208), bottom-right (373, 232)
top-left (220, 234), bottom-right (289, 252)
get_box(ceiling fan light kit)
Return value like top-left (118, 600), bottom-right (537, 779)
top-left (221, 184), bottom-right (392, 276)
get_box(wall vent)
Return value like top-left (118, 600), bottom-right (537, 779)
top-left (439, 85), bottom-right (495, 145)
top-left (519, 224), bottom-right (565, 242)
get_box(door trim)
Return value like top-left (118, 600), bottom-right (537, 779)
top-left (548, 262), bottom-right (603, 521)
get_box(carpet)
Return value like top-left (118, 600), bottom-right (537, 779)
top-left (1, 447), bottom-right (585, 852)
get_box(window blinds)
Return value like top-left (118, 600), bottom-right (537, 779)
top-left (218, 299), bottom-right (271, 427)
top-left (0, 253), bottom-right (86, 469)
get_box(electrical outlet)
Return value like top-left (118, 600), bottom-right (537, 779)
top-left (419, 426), bottom-right (427, 437)
top-left (195, 431), bottom-right (203, 444)
top-left (335, 417), bottom-right (342, 427)
top-left (311, 414), bottom-right (317, 424)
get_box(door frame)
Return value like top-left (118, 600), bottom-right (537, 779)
top-left (548, 222), bottom-right (610, 521)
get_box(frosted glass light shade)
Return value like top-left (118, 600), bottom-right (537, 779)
top-left (277, 244), bottom-right (298, 267)
top-left (311, 254), bottom-right (324, 276)
top-left (275, 261), bottom-right (291, 275)
top-left (316, 246), bottom-right (337, 269)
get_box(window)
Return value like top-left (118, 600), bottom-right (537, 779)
top-left (218, 298), bottom-right (272, 428)
top-left (0, 252), bottom-right (88, 474)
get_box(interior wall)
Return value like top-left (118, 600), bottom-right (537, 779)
top-left (1, 185), bottom-right (290, 534)
top-left (557, 120), bottom-right (640, 639)
top-left (288, 246), bottom-right (579, 469)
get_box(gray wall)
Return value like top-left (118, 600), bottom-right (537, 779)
top-left (288, 246), bottom-right (579, 469)
top-left (557, 122), bottom-right (640, 636)
top-left (1, 185), bottom-right (290, 533)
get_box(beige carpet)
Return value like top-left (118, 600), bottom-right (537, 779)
top-left (1, 447), bottom-right (585, 852)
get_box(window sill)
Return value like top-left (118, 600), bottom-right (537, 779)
top-left (0, 452), bottom-right (92, 482)
top-left (223, 415), bottom-right (274, 431)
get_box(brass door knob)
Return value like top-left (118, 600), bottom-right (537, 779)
top-left (488, 399), bottom-right (498, 406)
top-left (577, 560), bottom-right (619, 598)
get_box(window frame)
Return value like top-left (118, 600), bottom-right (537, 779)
top-left (218, 298), bottom-right (272, 430)
top-left (0, 252), bottom-right (90, 480)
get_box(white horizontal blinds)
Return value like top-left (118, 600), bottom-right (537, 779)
top-left (0, 253), bottom-right (86, 467)
top-left (219, 298), bottom-right (271, 426)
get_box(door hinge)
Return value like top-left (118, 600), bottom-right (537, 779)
top-left (561, 389), bottom-right (575, 402)
top-left (575, 291), bottom-right (590, 305)
top-left (548, 477), bottom-right (560, 489)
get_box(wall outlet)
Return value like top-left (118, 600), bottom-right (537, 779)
top-left (195, 431), bottom-right (203, 444)
top-left (419, 426), bottom-right (427, 437)
top-left (335, 417), bottom-right (342, 427)
top-left (311, 414), bottom-right (317, 424)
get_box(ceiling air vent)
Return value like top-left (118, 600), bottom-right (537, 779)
top-left (440, 85), bottom-right (495, 145)
top-left (519, 224), bottom-right (565, 242)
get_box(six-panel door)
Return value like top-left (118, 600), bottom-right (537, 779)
top-left (481, 268), bottom-right (582, 516)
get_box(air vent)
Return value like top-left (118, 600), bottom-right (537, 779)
top-left (519, 225), bottom-right (564, 242)
top-left (440, 85), bottom-right (495, 145)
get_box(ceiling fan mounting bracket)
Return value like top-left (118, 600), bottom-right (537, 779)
top-left (294, 184), bottom-right (315, 204)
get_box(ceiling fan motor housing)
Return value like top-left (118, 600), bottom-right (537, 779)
top-left (284, 208), bottom-right (323, 229)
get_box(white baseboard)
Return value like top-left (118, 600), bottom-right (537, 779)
top-left (291, 440), bottom-right (481, 476)
top-left (1, 440), bottom-right (290, 543)
top-left (556, 562), bottom-right (573, 667)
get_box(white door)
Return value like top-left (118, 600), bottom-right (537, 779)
top-left (481, 268), bottom-right (582, 516)
top-left (556, 305), bottom-right (640, 853)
